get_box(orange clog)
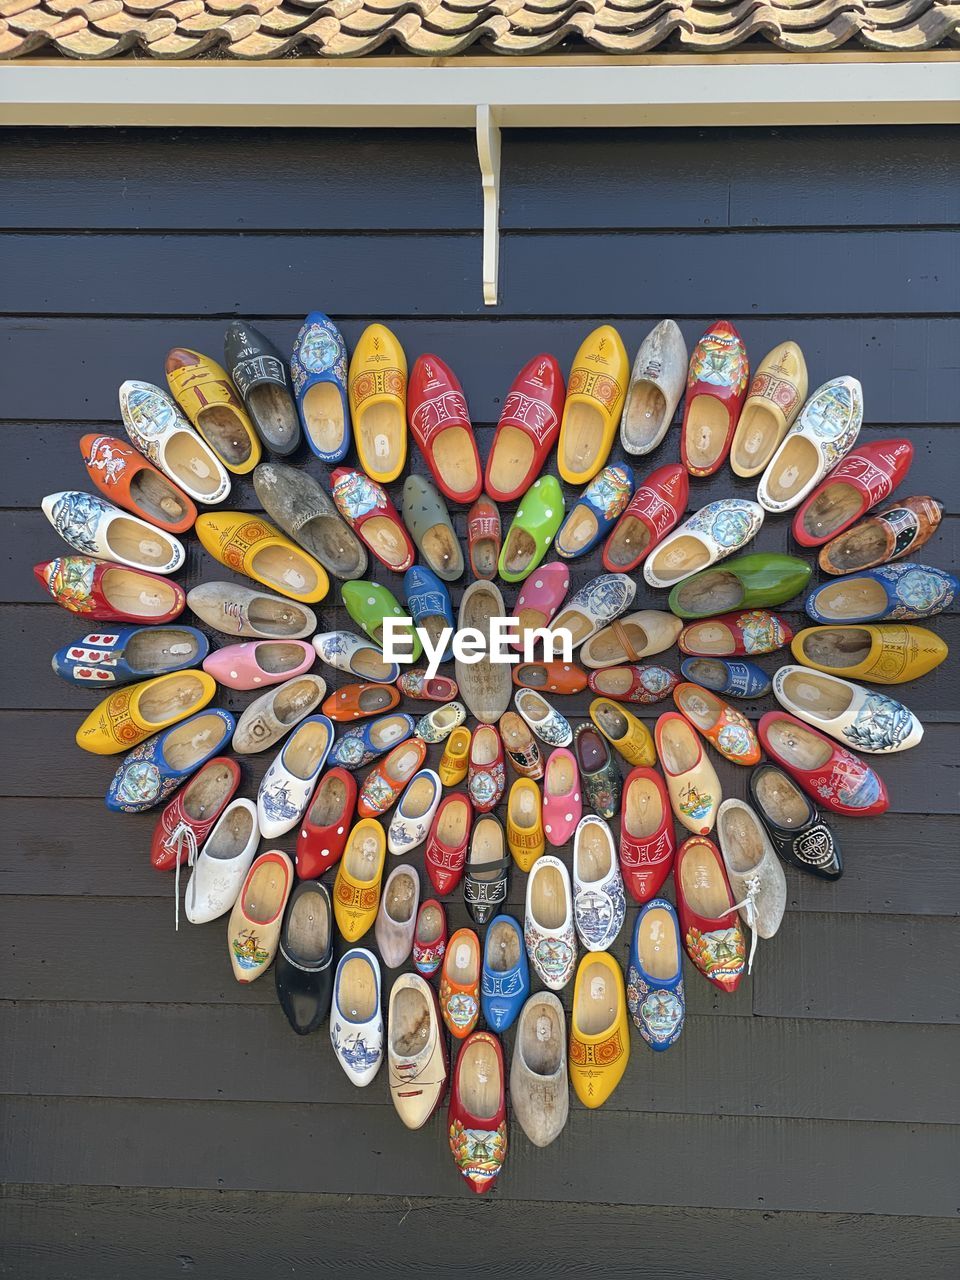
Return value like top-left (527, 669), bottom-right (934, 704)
top-left (513, 661), bottom-right (588, 695)
top-left (439, 928), bottom-right (481, 1039)
top-left (322, 682), bottom-right (401, 722)
top-left (673, 683), bottom-right (761, 766)
top-left (80, 434), bottom-right (197, 534)
top-left (357, 738), bottom-right (428, 818)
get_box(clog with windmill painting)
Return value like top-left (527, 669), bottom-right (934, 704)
top-left (36, 556), bottom-right (185, 625)
top-left (182, 798), bottom-right (260, 925)
top-left (486, 353), bottom-right (565, 502)
top-left (290, 312), bottom-right (350, 462)
top-left (388, 769), bottom-right (443, 855)
top-left (555, 465), bottom-right (634, 561)
top-left (498, 475), bottom-right (565, 583)
top-left (620, 319), bottom-right (688, 457)
top-left (674, 836), bottom-right (745, 993)
top-left (467, 724), bottom-right (506, 813)
top-left (758, 376), bottom-right (863, 514)
top-left (413, 900), bottom-right (447, 978)
top-left (558, 325), bottom-right (629, 485)
top-left (757, 711), bottom-right (889, 818)
top-left (43, 491), bottom-right (185, 575)
top-left (680, 321), bottom-right (749, 477)
top-left (792, 438), bottom-right (914, 548)
top-left (772, 666), bottom-right (922, 754)
top-left (257, 715), bottom-right (335, 839)
top-left (602, 462), bottom-right (688, 573)
top-left (75, 669), bottom-right (215, 755)
top-left (348, 322), bottom-right (407, 484)
top-left (165, 347), bottom-right (261, 474)
top-left (226, 849), bottom-right (294, 983)
top-left (357, 738), bottom-right (429, 818)
top-left (80, 434), bottom-right (196, 535)
top-left (572, 815), bottom-right (626, 952)
top-left (119, 380), bottom-right (231, 506)
top-left (448, 1031), bottom-right (508, 1194)
top-left (331, 469), bottom-right (415, 574)
top-left (467, 497), bottom-right (501, 580)
top-left (654, 711), bottom-right (721, 835)
top-left (313, 632), bottom-right (399, 685)
top-left (196, 512), bottom-right (329, 605)
top-left (568, 952), bottom-right (630, 1108)
top-left (398, 670), bottom-right (460, 702)
top-left (330, 948), bottom-right (383, 1086)
top-left (643, 499), bottom-right (764, 591)
top-left (408, 354), bottom-right (482, 504)
top-left (524, 855), bottom-right (577, 991)
top-left (673, 683), bottom-right (761, 766)
top-left (328, 713), bottom-right (415, 771)
top-left (225, 320), bottom-right (300, 457)
top-left (626, 899), bottom-right (685, 1051)
top-left (106, 709), bottom-right (236, 814)
top-left (729, 341), bottom-right (808, 478)
top-left (440, 928), bottom-right (481, 1039)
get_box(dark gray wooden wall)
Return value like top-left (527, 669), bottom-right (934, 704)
top-left (1, 125), bottom-right (958, 1280)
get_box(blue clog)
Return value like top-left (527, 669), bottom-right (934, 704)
top-left (52, 624), bottom-right (209, 687)
top-left (404, 565), bottom-right (455, 664)
top-left (105, 708), bottom-right (235, 813)
top-left (555, 464), bottom-right (634, 561)
top-left (680, 656), bottom-right (772, 700)
top-left (481, 914), bottom-right (530, 1032)
top-left (328, 712), bottom-right (416, 770)
top-left (804, 562), bottom-right (958, 624)
top-left (626, 898), bottom-right (685, 1052)
top-left (290, 312), bottom-right (351, 463)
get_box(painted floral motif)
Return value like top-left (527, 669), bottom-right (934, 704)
top-left (685, 499), bottom-right (761, 550)
top-left (332, 471), bottom-right (386, 523)
top-left (232, 929), bottom-right (270, 971)
top-left (291, 318), bottom-right (346, 395)
top-left (626, 968), bottom-right (685, 1047)
top-left (50, 491), bottom-right (111, 555)
top-left (582, 466), bottom-right (633, 521)
top-left (738, 610), bottom-right (788, 655)
top-left (569, 1027), bottom-right (625, 1067)
top-left (582, 765), bottom-right (620, 818)
top-left (843, 692), bottom-right (916, 752)
top-left (685, 925), bottom-right (745, 981)
top-left (575, 878), bottom-right (626, 950)
top-left (41, 556), bottom-right (97, 613)
top-left (449, 1118), bottom-right (507, 1185)
top-left (880, 563), bottom-right (957, 620)
top-left (688, 327), bottom-right (748, 392)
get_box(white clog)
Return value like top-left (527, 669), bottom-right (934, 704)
top-left (374, 863), bottom-right (420, 968)
top-left (415, 702), bottom-right (467, 744)
top-left (548, 573), bottom-right (636, 651)
top-left (572, 815), bottom-right (626, 952)
top-left (387, 769), bottom-right (442, 855)
top-left (119, 379), bottom-right (230, 505)
top-left (644, 499), bottom-right (764, 590)
top-left (716, 798), bottom-right (787, 972)
top-left (388, 973), bottom-right (447, 1130)
top-left (257, 715), bottom-right (334, 838)
top-left (524, 855), bottom-right (577, 991)
top-left (42, 490), bottom-right (185, 574)
top-left (757, 376), bottom-right (863, 514)
top-left (620, 319), bottom-right (688, 456)
top-left (514, 689), bottom-right (572, 747)
top-left (772, 665), bottom-right (922, 754)
top-left (330, 948), bottom-right (383, 1087)
top-left (312, 631), bottom-right (399, 684)
top-left (184, 799), bottom-right (260, 925)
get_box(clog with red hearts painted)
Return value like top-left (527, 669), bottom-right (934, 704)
top-left (602, 462), bottom-right (689, 573)
top-left (485, 353), bottom-right (565, 502)
top-left (792, 438), bottom-right (914, 548)
top-left (680, 321), bottom-right (749, 477)
top-left (407, 354), bottom-right (482, 504)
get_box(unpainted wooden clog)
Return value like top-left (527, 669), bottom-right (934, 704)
top-left (790, 623), bottom-right (948, 685)
top-left (568, 951), bottom-right (630, 1108)
top-left (643, 498), bottom-right (764, 591)
top-left (226, 849), bottom-right (294, 983)
top-left (291, 312), bottom-right (350, 463)
top-left (388, 973), bottom-right (447, 1129)
top-left (408, 354), bottom-right (482, 503)
top-left (375, 864), bottom-right (420, 968)
top-left (188, 582), bottom-right (315, 640)
top-left (225, 320), bottom-right (301, 457)
top-left (165, 347), bottom-right (261, 474)
top-left (232, 674), bottom-right (327, 755)
top-left (348, 322), bottom-right (407, 483)
top-left (757, 376), bottom-right (863, 513)
top-left (36, 556), bottom-right (185, 625)
top-left (119, 380), bottom-right (231, 505)
top-left (729, 341), bottom-right (808, 478)
top-left (818, 496), bottom-right (944, 577)
top-left (716, 798), bottom-right (787, 968)
top-left (602, 462), bottom-right (688, 573)
top-left (619, 319), bottom-right (688, 456)
top-left (204, 640), bottom-right (315, 692)
top-left (80, 434), bottom-right (196, 534)
top-left (195, 512), bottom-right (329, 604)
top-left (792, 438), bottom-right (913, 548)
top-left (681, 321), bottom-right (749, 477)
top-left (558, 325), bottom-right (629, 485)
top-left (253, 462), bottom-right (367, 580)
top-left (580, 609), bottom-right (683, 670)
top-left (76, 669), bottom-right (215, 755)
top-left (772, 665), bottom-right (922, 754)
top-left (456, 581), bottom-right (513, 723)
top-left (331, 468), bottom-right (414, 574)
top-left (53, 624), bottom-right (207, 688)
top-left (486, 353), bottom-right (565, 502)
top-left (510, 994), bottom-right (569, 1147)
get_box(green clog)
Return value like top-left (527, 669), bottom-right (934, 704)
top-left (668, 552), bottom-right (812, 620)
top-left (498, 475), bottom-right (565, 584)
top-left (341, 580), bottom-right (423, 661)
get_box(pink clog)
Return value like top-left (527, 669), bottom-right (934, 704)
top-left (511, 562), bottom-right (570, 653)
top-left (542, 747), bottom-right (581, 848)
top-left (202, 640), bottom-right (315, 691)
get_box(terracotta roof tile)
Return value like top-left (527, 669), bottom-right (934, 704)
top-left (0, 0), bottom-right (956, 54)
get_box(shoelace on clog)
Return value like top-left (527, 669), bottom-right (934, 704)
top-left (722, 873), bottom-right (761, 974)
top-left (169, 821), bottom-right (199, 933)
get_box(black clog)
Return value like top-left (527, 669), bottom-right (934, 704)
top-left (224, 320), bottom-right (301, 456)
top-left (749, 762), bottom-right (843, 880)
top-left (462, 816), bottom-right (510, 925)
top-left (275, 880), bottom-right (334, 1034)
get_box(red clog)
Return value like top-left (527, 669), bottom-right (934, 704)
top-left (296, 766), bottom-right (358, 878)
top-left (485, 354), bottom-right (565, 502)
top-left (675, 836), bottom-right (746, 993)
top-left (448, 1031), bottom-right (508, 1194)
top-left (467, 497), bottom-right (501, 580)
top-left (322, 682), bottom-right (401, 722)
top-left (330, 467), bottom-right (415, 573)
top-left (80, 433), bottom-right (197, 535)
top-left (467, 724), bottom-right (506, 813)
top-left (619, 766), bottom-right (675, 903)
top-left (792, 438), bottom-right (914, 548)
top-left (680, 321), bottom-right (749, 477)
top-left (602, 462), bottom-right (689, 572)
top-left (407, 354), bottom-right (482, 504)
top-left (425, 793), bottom-right (473, 895)
top-left (413, 898), bottom-right (448, 978)
top-left (588, 664), bottom-right (681, 705)
top-left (150, 757), bottom-right (241, 871)
top-left (678, 610), bottom-right (792, 658)
top-left (35, 556), bottom-right (186, 624)
top-left (757, 711), bottom-right (890, 818)
top-left (510, 561), bottom-right (570, 652)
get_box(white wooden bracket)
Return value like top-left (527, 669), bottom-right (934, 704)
top-left (475, 104), bottom-right (502, 307)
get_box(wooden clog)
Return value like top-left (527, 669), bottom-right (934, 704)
top-left (388, 973), bottom-right (447, 1129)
top-left (402, 473), bottom-right (463, 582)
top-left (53, 625), bottom-right (207, 688)
top-left (805, 563), bottom-right (958, 624)
top-left (224, 320), bottom-right (301, 457)
top-left (569, 952), bottom-right (630, 1108)
top-left (729, 341), bottom-right (808, 478)
top-left (467, 497), bottom-right (501, 580)
top-left (43, 491), bottom-right (185, 574)
top-left (558, 325), bottom-right (629, 484)
top-left (819, 496), bottom-right (944, 577)
top-left (514, 689), bottom-right (572, 748)
top-left (398, 670), bottom-right (459, 702)
top-left (408, 354), bottom-right (482, 503)
top-left (673, 682), bottom-right (761, 766)
top-left (643, 499), bottom-right (764, 591)
top-left (507, 778), bottom-right (545, 872)
top-left (793, 438), bottom-right (913, 548)
top-left (448, 1031), bottom-right (507, 1194)
top-left (498, 475), bottom-right (565, 583)
top-left (772, 666), bottom-right (922, 754)
top-left (342, 580), bottom-right (421, 661)
top-left (542, 747), bottom-right (581, 847)
top-left (548, 573), bottom-right (636, 652)
top-left (602, 462), bottom-right (688, 573)
top-left (76, 669), bottom-right (215, 755)
top-left (580, 610), bottom-right (683, 670)
top-left (328, 713), bottom-right (415, 770)
top-left (274, 881), bottom-right (334, 1035)
top-left (758, 376), bottom-right (863, 514)
top-left (330, 949), bottom-right (383, 1086)
top-left (573, 722), bottom-right (622, 820)
top-left (627, 899), bottom-right (686, 1051)
top-left (681, 321), bottom-right (749, 477)
top-left (413, 900), bottom-right (448, 978)
top-left (165, 348), bottom-right (261, 474)
top-left (183, 798), bottom-right (259, 925)
top-left (357, 738), bottom-right (428, 818)
top-left (455, 582), bottom-right (512, 724)
top-left (555, 466), bottom-right (634, 561)
top-left (758, 711), bottom-right (890, 817)
top-left (620, 766), bottom-right (675, 903)
top-left (524, 855), bottom-right (577, 990)
top-left (119, 380), bottom-right (231, 506)
top-left (254, 463), bottom-right (367, 581)
top-left (513, 661), bottom-right (587, 695)
top-left (572, 815), bottom-right (626, 952)
top-left (404, 566), bottom-right (454, 664)
top-left (438, 727), bottom-right (472, 788)
top-left (414, 702), bottom-right (467, 745)
top-left (348, 322), bottom-right (407, 483)
top-left (204, 640), bottom-right (314, 692)
top-left (150, 756), bottom-right (241, 872)
top-left (291, 312), bottom-right (350, 463)
top-left (195, 512), bottom-right (329, 604)
top-left (322, 682), bottom-right (400, 722)
top-left (790, 623), bottom-right (948, 685)
top-left (227, 849), bottom-right (294, 984)
top-left (188, 582), bottom-right (316, 640)
top-left (387, 769), bottom-right (442, 854)
top-left (511, 561), bottom-right (570, 654)
top-left (498, 711), bottom-right (543, 780)
top-left (620, 319), bottom-right (688, 456)
top-left (232, 674), bottom-right (327, 754)
top-left (749, 762), bottom-right (843, 881)
top-left (80, 434), bottom-right (196, 534)
top-left (256, 715), bottom-right (334, 839)
top-left (587, 664), bottom-right (680, 705)
top-left (679, 610), bottom-right (792, 658)
top-left (425, 793), bottom-right (473, 894)
top-left (463, 816), bottom-right (510, 926)
top-left (296, 767), bottom-right (357, 879)
top-left (716, 799), bottom-right (787, 965)
top-left (486, 353), bottom-right (564, 501)
top-left (655, 711), bottom-right (721, 834)
top-left (440, 928), bottom-right (481, 1039)
top-left (331, 468), bottom-right (414, 574)
top-left (467, 724), bottom-right (506, 813)
top-left (36, 556), bottom-right (184, 624)
top-left (510, 994), bottom-right (569, 1148)
top-left (106, 709), bottom-right (235, 814)
top-left (588, 698), bottom-right (656, 766)
top-left (675, 836), bottom-right (745, 993)
top-left (333, 819), bottom-right (386, 941)
top-left (481, 915), bottom-right (529, 1032)
top-left (668, 552), bottom-right (811, 620)
top-left (679, 657), bottom-right (771, 700)
top-left (313, 632), bottom-right (399, 685)
top-left (375, 864), bottom-right (420, 968)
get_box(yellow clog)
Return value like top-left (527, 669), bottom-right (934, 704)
top-left (569, 951), bottom-right (630, 1108)
top-left (507, 778), bottom-right (545, 873)
top-left (438, 726), bottom-right (471, 787)
top-left (791, 624), bottom-right (948, 685)
top-left (165, 348), bottom-right (261, 475)
top-left (195, 512), bottom-right (328, 604)
top-left (558, 325), bottom-right (629, 485)
top-left (75, 669), bottom-right (215, 755)
top-left (333, 819), bottom-right (386, 942)
top-left (348, 323), bottom-right (408, 484)
top-left (589, 697), bottom-right (656, 766)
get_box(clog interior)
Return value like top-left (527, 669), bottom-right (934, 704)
top-left (556, 506), bottom-right (598, 557)
top-left (357, 401), bottom-right (403, 478)
top-left (622, 381), bottom-right (667, 449)
top-left (254, 642), bottom-right (309, 675)
top-left (594, 702), bottom-right (628, 741)
top-left (385, 744), bottom-right (424, 785)
top-left (416, 904), bottom-right (442, 943)
top-left (241, 857), bottom-right (288, 925)
top-left (391, 985), bottom-right (431, 1056)
top-left (181, 761), bottom-right (236, 822)
top-left (284, 720), bottom-right (331, 779)
top-left (306, 772), bottom-right (348, 826)
top-left (361, 515), bottom-right (411, 571)
top-left (357, 687), bottom-right (395, 713)
top-left (575, 727), bottom-right (606, 772)
top-left (298, 515), bottom-right (362, 576)
top-left (519, 1002), bottom-right (562, 1076)
top-left (781, 670), bottom-right (854, 719)
top-left (681, 620), bottom-right (737, 655)
top-left (499, 712), bottom-right (530, 753)
top-left (545, 754), bottom-right (574, 796)
top-left (683, 395), bottom-right (730, 471)
top-left (468, 817), bottom-right (504, 877)
top-left (531, 863), bottom-right (566, 929)
top-left (755, 769), bottom-right (812, 827)
top-left (811, 578), bottom-right (889, 620)
top-left (448, 934), bottom-right (478, 983)
top-left (681, 658), bottom-right (730, 692)
top-left (501, 525), bottom-right (537, 575)
top-left (586, 621), bottom-right (652, 665)
top-left (548, 606), bottom-right (594, 646)
top-left (647, 535), bottom-right (712, 583)
top-left (205, 804), bottom-right (255, 859)
top-left (679, 843), bottom-right (729, 916)
top-left (675, 685), bottom-right (721, 732)
top-left (249, 545), bottom-right (322, 597)
top-left (717, 807), bottom-right (766, 875)
top-left (799, 482), bottom-right (864, 540)
top-left (673, 570), bottom-right (745, 615)
top-left (591, 667), bottom-right (636, 697)
top-left (486, 919), bottom-right (520, 972)
top-left (302, 384), bottom-right (345, 457)
top-left (420, 520), bottom-right (462, 578)
top-left (162, 712), bottom-right (226, 770)
top-left (766, 718), bottom-right (833, 769)
top-left (823, 523), bottom-right (894, 574)
top-left (128, 468), bottom-right (191, 526)
top-left (472, 726), bottom-right (499, 766)
top-left (459, 1040), bottom-right (500, 1119)
top-left (638, 906), bottom-right (679, 980)
top-left (165, 432), bottom-right (224, 497)
top-left (604, 514), bottom-right (652, 568)
top-left (658, 718), bottom-right (699, 774)
top-left (287, 888), bottom-right (330, 961)
top-left (518, 691), bottom-right (549, 725)
top-left (431, 427), bottom-right (479, 498)
top-left (338, 955), bottom-right (376, 1022)
top-left (401, 774), bottom-right (436, 818)
top-left (799, 627), bottom-right (872, 669)
top-left (487, 427), bottom-right (534, 494)
top-left (509, 780), bottom-right (538, 831)
top-left (247, 383), bottom-right (300, 448)
top-left (764, 435), bottom-right (819, 504)
top-left (196, 404), bottom-right (254, 468)
top-left (273, 678), bottom-right (322, 725)
top-left (246, 596), bottom-right (311, 636)
top-left (561, 402), bottom-right (604, 476)
top-left (625, 776), bottom-right (664, 838)
top-left (575, 960), bottom-right (616, 1036)
top-left (102, 567), bottom-right (180, 618)
top-left (470, 530), bottom-right (498, 578)
top-left (351, 646), bottom-right (395, 681)
top-left (343, 825), bottom-right (382, 881)
top-left (730, 401), bottom-right (780, 474)
top-left (385, 872), bottom-right (417, 924)
top-left (436, 797), bottom-right (469, 846)
top-left (576, 821), bottom-right (613, 883)
top-left (137, 672), bottom-right (207, 725)
top-left (126, 627), bottom-right (202, 672)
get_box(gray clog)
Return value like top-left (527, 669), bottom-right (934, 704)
top-left (401, 474), bottom-right (464, 582)
top-left (253, 462), bottom-right (367, 580)
top-left (232, 673), bottom-right (327, 754)
top-left (620, 319), bottom-right (688, 456)
top-left (187, 581), bottom-right (316, 640)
